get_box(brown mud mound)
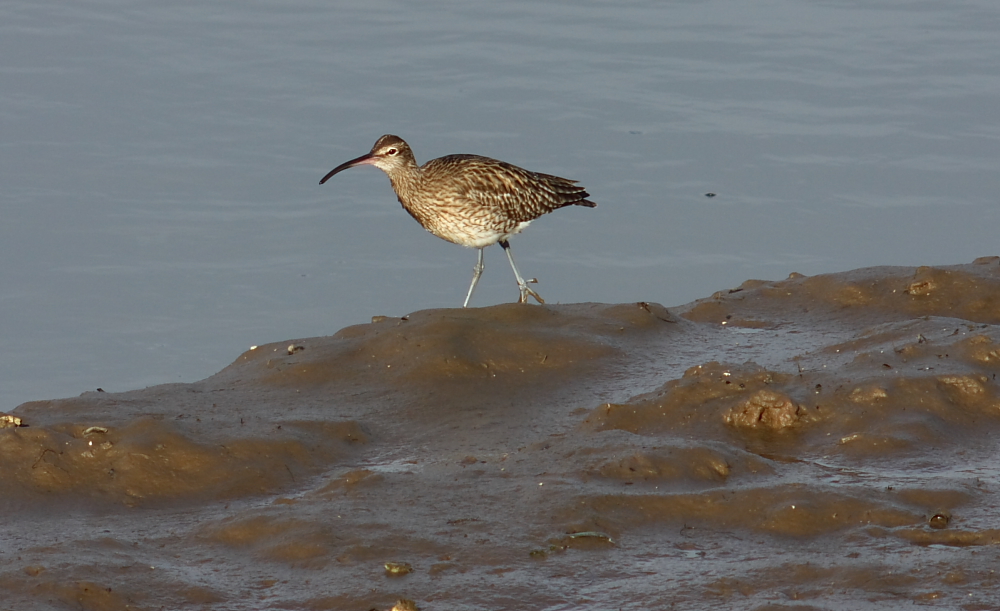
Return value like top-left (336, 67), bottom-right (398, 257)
top-left (684, 255), bottom-right (1000, 326)
top-left (0, 417), bottom-right (368, 507)
top-left (2, 260), bottom-right (1000, 610)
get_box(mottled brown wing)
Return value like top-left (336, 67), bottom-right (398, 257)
top-left (425, 155), bottom-right (594, 225)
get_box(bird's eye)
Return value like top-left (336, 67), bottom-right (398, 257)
top-left (386, 148), bottom-right (398, 156)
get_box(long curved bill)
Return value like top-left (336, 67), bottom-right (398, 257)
top-left (319, 153), bottom-right (377, 184)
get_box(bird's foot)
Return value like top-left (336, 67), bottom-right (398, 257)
top-left (517, 278), bottom-right (545, 304)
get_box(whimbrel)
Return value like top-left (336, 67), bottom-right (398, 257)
top-left (320, 135), bottom-right (595, 307)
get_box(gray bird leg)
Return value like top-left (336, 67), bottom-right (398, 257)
top-left (500, 240), bottom-right (544, 304)
top-left (462, 247), bottom-right (486, 308)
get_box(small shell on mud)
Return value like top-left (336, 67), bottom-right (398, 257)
top-left (906, 278), bottom-right (936, 295)
top-left (545, 530), bottom-right (616, 553)
top-left (384, 561), bottom-right (413, 576)
top-left (368, 599), bottom-right (420, 611)
top-left (0, 414), bottom-right (23, 428)
top-left (568, 531), bottom-right (615, 544)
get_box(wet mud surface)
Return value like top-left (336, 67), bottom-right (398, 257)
top-left (3, 258), bottom-right (1000, 610)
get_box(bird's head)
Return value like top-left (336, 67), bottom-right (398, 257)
top-left (320, 134), bottom-right (415, 184)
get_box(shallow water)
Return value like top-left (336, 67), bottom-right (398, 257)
top-left (2, 0), bottom-right (999, 408)
top-left (3, 260), bottom-right (1000, 609)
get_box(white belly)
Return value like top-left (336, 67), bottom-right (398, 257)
top-left (427, 219), bottom-right (532, 248)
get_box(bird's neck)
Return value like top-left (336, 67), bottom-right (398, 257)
top-left (386, 163), bottom-right (422, 202)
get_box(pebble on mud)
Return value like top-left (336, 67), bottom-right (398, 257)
top-left (929, 511), bottom-right (952, 529)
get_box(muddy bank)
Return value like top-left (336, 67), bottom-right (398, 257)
top-left (2, 258), bottom-right (1000, 610)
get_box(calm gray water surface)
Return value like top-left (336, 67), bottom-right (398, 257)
top-left (2, 0), bottom-right (998, 408)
